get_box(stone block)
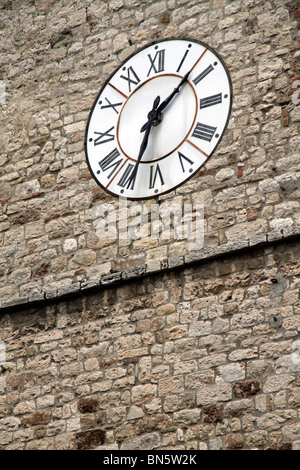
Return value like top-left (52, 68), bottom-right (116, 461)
top-left (75, 429), bottom-right (105, 450)
top-left (121, 432), bottom-right (161, 450)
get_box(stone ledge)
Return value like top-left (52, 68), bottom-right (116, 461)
top-left (101, 272), bottom-right (122, 285)
top-left (1, 227), bottom-right (300, 313)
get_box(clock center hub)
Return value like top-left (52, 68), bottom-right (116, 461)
top-left (149, 110), bottom-right (163, 127)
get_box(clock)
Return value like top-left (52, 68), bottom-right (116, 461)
top-left (85, 38), bottom-right (232, 200)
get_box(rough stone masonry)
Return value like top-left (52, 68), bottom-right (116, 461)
top-left (1, 241), bottom-right (300, 450)
top-left (0, 0), bottom-right (300, 450)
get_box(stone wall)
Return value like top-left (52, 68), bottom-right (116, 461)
top-left (0, 239), bottom-right (300, 450)
top-left (0, 0), bottom-right (299, 304)
top-left (0, 0), bottom-right (300, 451)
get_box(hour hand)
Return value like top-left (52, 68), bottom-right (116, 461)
top-left (137, 95), bottom-right (160, 160)
top-left (140, 96), bottom-right (161, 132)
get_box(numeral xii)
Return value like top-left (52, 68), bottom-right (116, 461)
top-left (147, 48), bottom-right (165, 76)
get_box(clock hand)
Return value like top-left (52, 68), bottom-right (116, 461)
top-left (140, 71), bottom-right (190, 132)
top-left (127, 96), bottom-right (160, 188)
top-left (157, 70), bottom-right (190, 114)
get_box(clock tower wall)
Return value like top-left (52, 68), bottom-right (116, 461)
top-left (0, 0), bottom-right (300, 451)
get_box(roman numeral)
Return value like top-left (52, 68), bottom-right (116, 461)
top-left (200, 93), bottom-right (222, 109)
top-left (120, 66), bottom-right (140, 93)
top-left (178, 152), bottom-right (194, 172)
top-left (93, 126), bottom-right (115, 145)
top-left (149, 164), bottom-right (165, 189)
top-left (192, 122), bottom-right (216, 142)
top-left (100, 97), bottom-right (123, 114)
top-left (193, 64), bottom-right (214, 86)
top-left (98, 148), bottom-right (122, 179)
top-left (177, 48), bottom-right (190, 73)
top-left (147, 49), bottom-right (165, 76)
top-left (117, 162), bottom-right (136, 190)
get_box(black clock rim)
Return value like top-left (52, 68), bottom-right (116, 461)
top-left (84, 36), bottom-right (233, 201)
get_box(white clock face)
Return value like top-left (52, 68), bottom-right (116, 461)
top-left (85, 38), bottom-right (232, 200)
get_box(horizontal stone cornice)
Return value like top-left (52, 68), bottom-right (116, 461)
top-left (1, 225), bottom-right (300, 314)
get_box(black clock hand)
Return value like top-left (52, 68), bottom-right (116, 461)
top-left (140, 71), bottom-right (190, 132)
top-left (157, 70), bottom-right (190, 114)
top-left (127, 96), bottom-right (160, 188)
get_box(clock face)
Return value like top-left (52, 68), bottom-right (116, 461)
top-left (85, 38), bottom-right (232, 200)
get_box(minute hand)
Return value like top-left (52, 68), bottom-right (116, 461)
top-left (127, 96), bottom-right (160, 188)
top-left (140, 71), bottom-right (190, 132)
top-left (157, 70), bottom-right (190, 114)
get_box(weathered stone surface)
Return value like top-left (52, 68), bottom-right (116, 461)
top-left (0, 0), bottom-right (300, 453)
top-left (225, 433), bottom-right (244, 449)
top-left (127, 406), bottom-right (145, 421)
top-left (234, 380), bottom-right (261, 398)
top-left (121, 432), bottom-right (161, 450)
top-left (22, 411), bottom-right (51, 427)
top-left (75, 429), bottom-right (105, 450)
top-left (78, 396), bottom-right (99, 414)
top-left (7, 372), bottom-right (36, 391)
top-left (0, 239), bottom-right (299, 448)
top-left (202, 405), bottom-right (223, 423)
